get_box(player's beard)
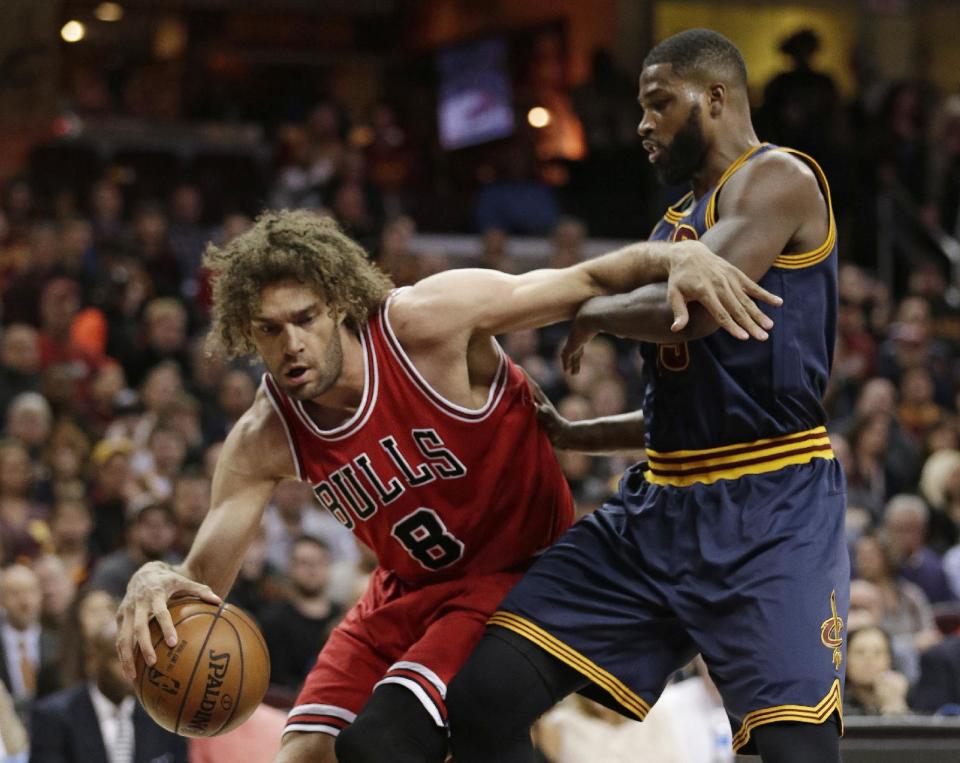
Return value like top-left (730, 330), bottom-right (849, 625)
top-left (654, 103), bottom-right (708, 186)
top-left (290, 326), bottom-right (344, 401)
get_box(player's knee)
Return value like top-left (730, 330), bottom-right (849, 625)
top-left (334, 694), bottom-right (447, 763)
top-left (275, 730), bottom-right (337, 763)
top-left (446, 659), bottom-right (507, 739)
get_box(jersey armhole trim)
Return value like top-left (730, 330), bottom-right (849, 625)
top-left (261, 373), bottom-right (305, 481)
top-left (380, 289), bottom-right (508, 422)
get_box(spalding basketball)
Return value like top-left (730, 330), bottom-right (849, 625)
top-left (134, 597), bottom-right (270, 737)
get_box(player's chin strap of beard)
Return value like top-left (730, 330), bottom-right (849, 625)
top-left (334, 684), bottom-right (448, 763)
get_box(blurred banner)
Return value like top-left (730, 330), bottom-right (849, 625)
top-left (437, 37), bottom-right (514, 151)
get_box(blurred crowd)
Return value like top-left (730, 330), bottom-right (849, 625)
top-left (0, 23), bottom-right (957, 763)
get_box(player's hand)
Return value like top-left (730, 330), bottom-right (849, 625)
top-left (874, 670), bottom-right (909, 714)
top-left (522, 370), bottom-right (575, 448)
top-left (115, 561), bottom-right (221, 682)
top-left (560, 322), bottom-right (596, 375)
top-left (666, 240), bottom-right (782, 340)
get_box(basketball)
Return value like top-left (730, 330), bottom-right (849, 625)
top-left (133, 597), bottom-right (270, 737)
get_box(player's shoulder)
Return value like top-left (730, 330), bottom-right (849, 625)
top-left (722, 147), bottom-right (824, 213)
top-left (223, 386), bottom-right (297, 478)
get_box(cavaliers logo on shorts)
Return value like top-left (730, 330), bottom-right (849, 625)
top-left (820, 590), bottom-right (844, 671)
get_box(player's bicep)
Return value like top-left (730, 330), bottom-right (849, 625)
top-left (700, 153), bottom-right (820, 281)
top-left (397, 267), bottom-right (592, 337)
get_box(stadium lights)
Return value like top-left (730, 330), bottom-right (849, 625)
top-left (61, 21), bottom-right (86, 43)
top-left (94, 3), bottom-right (125, 22)
top-left (527, 107), bottom-right (552, 128)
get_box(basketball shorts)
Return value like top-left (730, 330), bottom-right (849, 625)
top-left (492, 457), bottom-right (849, 754)
top-left (284, 566), bottom-right (522, 738)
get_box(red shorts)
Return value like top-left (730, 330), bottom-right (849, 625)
top-left (284, 566), bottom-right (522, 738)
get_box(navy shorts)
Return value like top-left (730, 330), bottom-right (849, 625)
top-left (492, 457), bottom-right (849, 753)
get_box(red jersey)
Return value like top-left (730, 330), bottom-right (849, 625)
top-left (262, 292), bottom-right (574, 586)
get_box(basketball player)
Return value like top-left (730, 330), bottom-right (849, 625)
top-left (114, 209), bottom-right (778, 763)
top-left (447, 29), bottom-right (848, 763)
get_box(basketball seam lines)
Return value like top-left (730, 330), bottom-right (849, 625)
top-left (210, 613), bottom-right (244, 736)
top-left (173, 602), bottom-right (226, 735)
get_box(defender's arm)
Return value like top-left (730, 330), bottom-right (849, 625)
top-left (568, 152), bottom-right (826, 354)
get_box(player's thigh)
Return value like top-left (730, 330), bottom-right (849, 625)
top-left (275, 730), bottom-right (337, 763)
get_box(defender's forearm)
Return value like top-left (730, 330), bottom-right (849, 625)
top-left (561, 411), bottom-right (646, 455)
top-left (577, 283), bottom-right (718, 344)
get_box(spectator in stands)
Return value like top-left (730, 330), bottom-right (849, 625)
top-left (85, 361), bottom-right (128, 440)
top-left (43, 420), bottom-right (90, 505)
top-left (883, 494), bottom-right (956, 603)
top-left (910, 633), bottom-right (960, 713)
top-left (168, 182), bottom-right (210, 280)
top-left (548, 217), bottom-right (587, 269)
top-left (87, 437), bottom-right (140, 556)
top-left (171, 470), bottom-right (209, 557)
top-left (0, 325), bottom-right (40, 421)
top-left (29, 620), bottom-right (188, 763)
top-left (203, 368), bottom-right (255, 443)
top-left (127, 202), bottom-right (180, 299)
top-left (49, 499), bottom-right (95, 587)
top-left (4, 394), bottom-right (52, 460)
top-left (844, 625), bottom-right (911, 716)
top-left (123, 361), bottom-right (183, 448)
top-left (260, 536), bottom-right (342, 695)
top-left (0, 441), bottom-right (51, 564)
top-left (226, 524), bottom-right (284, 621)
top-left (0, 564), bottom-right (60, 713)
top-left (123, 297), bottom-right (191, 387)
top-left (48, 587), bottom-right (118, 693)
top-left (878, 296), bottom-right (953, 404)
top-left (854, 531), bottom-right (941, 681)
top-left (86, 502), bottom-right (179, 599)
top-left (897, 367), bottom-right (946, 445)
top-left (263, 480), bottom-right (357, 575)
top-left (88, 179), bottom-right (125, 251)
top-left (32, 555), bottom-right (76, 635)
top-left (472, 139), bottom-right (561, 235)
top-left (2, 224), bottom-right (60, 327)
top-left (845, 412), bottom-right (903, 520)
top-left (135, 425), bottom-right (187, 504)
top-left (919, 448), bottom-right (960, 552)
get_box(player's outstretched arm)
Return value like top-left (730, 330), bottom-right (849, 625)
top-left (391, 238), bottom-right (779, 344)
top-left (115, 389), bottom-right (291, 681)
top-left (562, 151), bottom-right (824, 368)
top-left (525, 371), bottom-right (645, 454)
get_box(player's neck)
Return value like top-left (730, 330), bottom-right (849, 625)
top-left (307, 327), bottom-right (365, 420)
top-left (691, 126), bottom-right (759, 198)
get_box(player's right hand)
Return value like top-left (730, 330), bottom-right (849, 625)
top-left (115, 561), bottom-right (222, 682)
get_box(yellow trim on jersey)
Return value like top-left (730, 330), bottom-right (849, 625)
top-left (731, 679), bottom-right (843, 752)
top-left (772, 148), bottom-right (836, 270)
top-left (644, 426), bottom-right (834, 487)
top-left (487, 612), bottom-right (652, 720)
top-left (663, 191), bottom-right (694, 225)
top-left (646, 425), bottom-right (828, 459)
top-left (704, 143), bottom-right (769, 228)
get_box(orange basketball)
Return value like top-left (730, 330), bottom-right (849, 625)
top-left (133, 597), bottom-right (270, 737)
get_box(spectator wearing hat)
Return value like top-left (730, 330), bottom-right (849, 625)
top-left (87, 439), bottom-right (138, 556)
top-left (86, 502), bottom-right (180, 600)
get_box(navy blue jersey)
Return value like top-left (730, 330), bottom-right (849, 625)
top-left (643, 143), bottom-right (837, 473)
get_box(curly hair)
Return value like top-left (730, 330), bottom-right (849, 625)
top-left (204, 210), bottom-right (394, 358)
